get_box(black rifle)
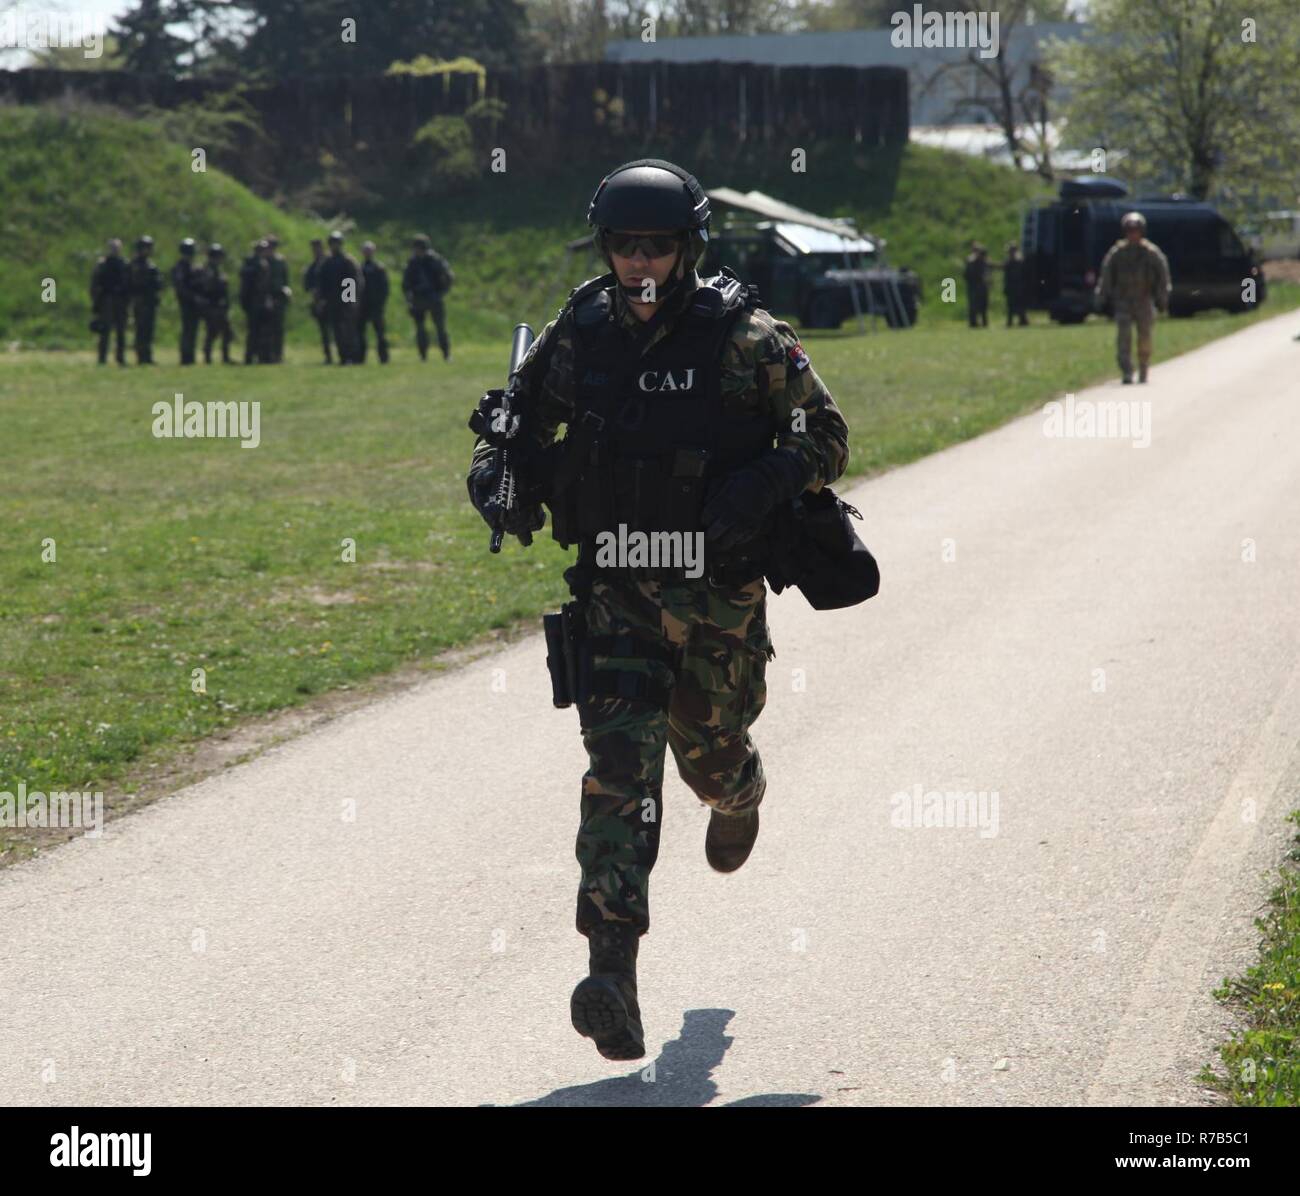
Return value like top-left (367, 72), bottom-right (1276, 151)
top-left (468, 323), bottom-right (536, 553)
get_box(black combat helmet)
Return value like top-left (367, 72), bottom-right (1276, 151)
top-left (137, 235), bottom-right (154, 250)
top-left (587, 159), bottom-right (710, 290)
top-left (179, 238), bottom-right (196, 255)
top-left (208, 243), bottom-right (224, 257)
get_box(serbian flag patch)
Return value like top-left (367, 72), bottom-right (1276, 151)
top-left (788, 342), bottom-right (811, 372)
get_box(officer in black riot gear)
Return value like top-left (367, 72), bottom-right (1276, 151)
top-left (466, 160), bottom-right (851, 1062)
top-left (170, 238), bottom-right (202, 365)
top-left (90, 237), bottom-right (130, 365)
top-left (128, 235), bottom-right (163, 364)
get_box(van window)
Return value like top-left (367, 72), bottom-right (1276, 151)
top-left (1216, 221), bottom-right (1245, 257)
top-left (1181, 220), bottom-right (1221, 255)
top-left (1144, 221), bottom-right (1181, 255)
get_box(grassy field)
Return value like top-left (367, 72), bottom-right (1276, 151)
top-left (0, 105), bottom-right (322, 349)
top-left (2, 103), bottom-right (1051, 349)
top-left (3, 285), bottom-right (1297, 863)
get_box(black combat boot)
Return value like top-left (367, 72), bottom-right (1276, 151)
top-left (1138, 364), bottom-right (1148, 383)
top-left (570, 924), bottom-right (645, 1060)
top-left (705, 806), bottom-right (760, 873)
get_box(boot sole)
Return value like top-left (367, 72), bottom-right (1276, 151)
top-left (570, 977), bottom-right (645, 1060)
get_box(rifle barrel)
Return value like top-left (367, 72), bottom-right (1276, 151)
top-left (509, 324), bottom-right (535, 379)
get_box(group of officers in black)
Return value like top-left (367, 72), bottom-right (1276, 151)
top-left (89, 232), bottom-right (455, 366)
top-left (962, 240), bottom-right (1030, 328)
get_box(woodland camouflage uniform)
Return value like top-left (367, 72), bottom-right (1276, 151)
top-left (469, 272), bottom-right (849, 937)
top-left (467, 158), bottom-right (850, 1062)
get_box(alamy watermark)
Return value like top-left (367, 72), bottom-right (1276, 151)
top-left (50, 1126), bottom-right (151, 1176)
top-left (890, 783), bottom-right (1000, 838)
top-left (890, 5), bottom-right (1000, 58)
top-left (152, 394), bottom-right (261, 448)
top-left (593, 523), bottom-right (706, 578)
top-left (1043, 393), bottom-right (1151, 448)
top-left (0, 782), bottom-right (103, 838)
top-left (0, 8), bottom-right (103, 58)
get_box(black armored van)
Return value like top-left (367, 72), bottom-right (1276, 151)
top-left (1022, 176), bottom-right (1265, 322)
top-left (707, 219), bottom-right (921, 330)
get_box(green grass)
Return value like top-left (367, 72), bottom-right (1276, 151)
top-left (2, 103), bottom-right (1050, 349)
top-left (1200, 810), bottom-right (1300, 1106)
top-left (361, 139), bottom-right (1053, 341)
top-left (0, 104), bottom-right (323, 349)
top-left (3, 286), bottom-right (1296, 861)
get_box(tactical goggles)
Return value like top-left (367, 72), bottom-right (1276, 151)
top-left (601, 231), bottom-right (684, 259)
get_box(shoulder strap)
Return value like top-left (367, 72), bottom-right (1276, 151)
top-left (567, 272), bottom-right (617, 320)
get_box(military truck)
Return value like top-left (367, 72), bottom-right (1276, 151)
top-left (1022, 176), bottom-right (1265, 322)
top-left (703, 188), bottom-right (921, 330)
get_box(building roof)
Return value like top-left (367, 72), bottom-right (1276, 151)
top-left (605, 22), bottom-right (1090, 126)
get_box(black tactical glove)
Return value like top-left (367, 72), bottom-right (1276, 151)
top-left (469, 388), bottom-right (518, 445)
top-left (701, 449), bottom-right (813, 553)
top-left (467, 460), bottom-right (499, 521)
top-left (467, 459), bottom-right (546, 537)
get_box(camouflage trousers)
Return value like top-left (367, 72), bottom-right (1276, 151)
top-left (574, 572), bottom-right (774, 938)
top-left (1115, 302), bottom-right (1156, 375)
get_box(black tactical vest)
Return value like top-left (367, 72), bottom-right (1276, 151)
top-left (548, 270), bottom-right (777, 584)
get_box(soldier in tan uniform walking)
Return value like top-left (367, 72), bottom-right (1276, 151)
top-left (1095, 211), bottom-right (1172, 384)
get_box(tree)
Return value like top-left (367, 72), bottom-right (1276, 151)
top-left (229, 0), bottom-right (528, 77)
top-left (1048, 0), bottom-right (1300, 204)
top-left (522, 0), bottom-right (616, 63)
top-left (112, 0), bottom-right (194, 74)
top-left (790, 0), bottom-right (906, 32)
top-left (919, 0), bottom-right (1077, 177)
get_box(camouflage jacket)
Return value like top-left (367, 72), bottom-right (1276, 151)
top-left (469, 270), bottom-right (851, 501)
top-left (1096, 238), bottom-right (1172, 310)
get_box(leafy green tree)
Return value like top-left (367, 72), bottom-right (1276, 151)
top-left (1048, 0), bottom-right (1300, 204)
top-left (112, 0), bottom-right (194, 74)
top-left (229, 0), bottom-right (526, 77)
top-left (919, 1), bottom-right (1078, 177)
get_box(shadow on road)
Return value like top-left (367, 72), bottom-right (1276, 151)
top-left (508, 1009), bottom-right (822, 1107)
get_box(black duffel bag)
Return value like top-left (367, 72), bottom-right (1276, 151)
top-left (765, 486), bottom-right (880, 610)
